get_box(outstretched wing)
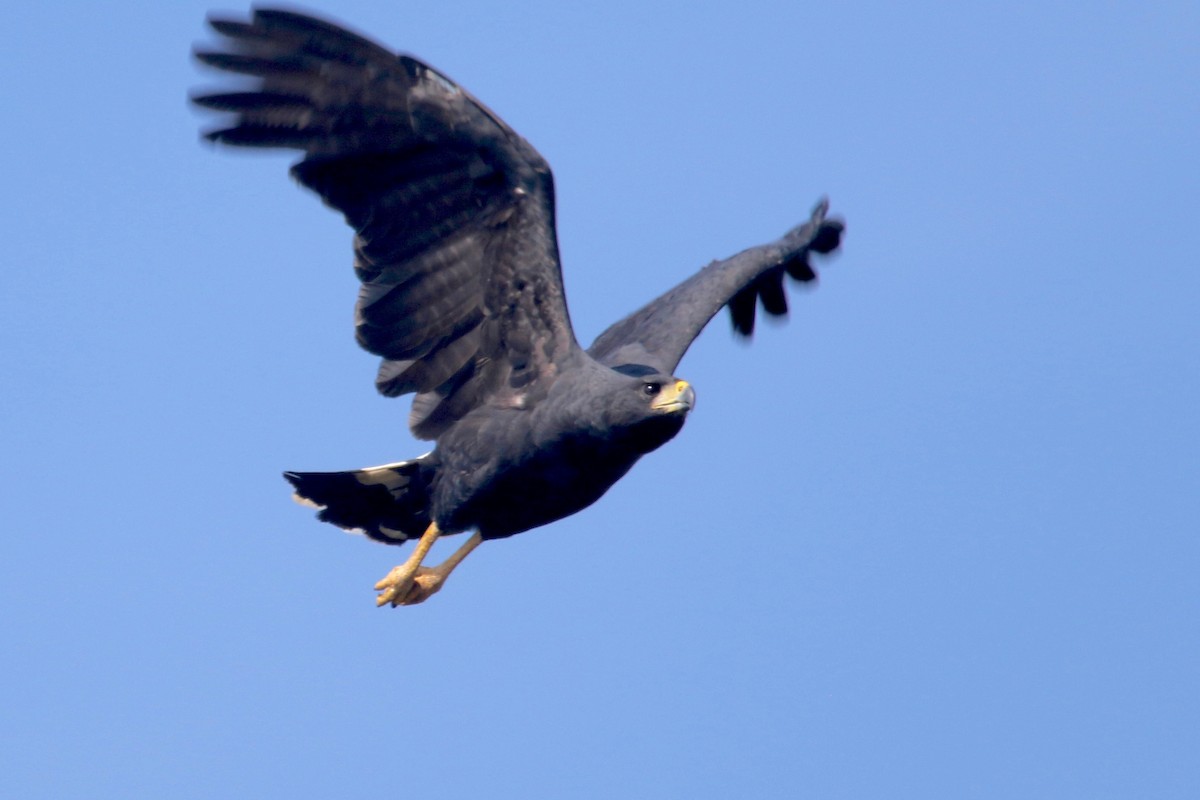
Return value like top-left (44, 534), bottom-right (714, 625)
top-left (193, 9), bottom-right (578, 439)
top-left (587, 200), bottom-right (843, 374)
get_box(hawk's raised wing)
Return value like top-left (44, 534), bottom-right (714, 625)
top-left (193, 9), bottom-right (579, 439)
top-left (587, 200), bottom-right (843, 374)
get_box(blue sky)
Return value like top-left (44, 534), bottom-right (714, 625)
top-left (2, 1), bottom-right (1197, 797)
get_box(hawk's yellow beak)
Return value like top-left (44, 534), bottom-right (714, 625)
top-left (651, 380), bottom-right (695, 414)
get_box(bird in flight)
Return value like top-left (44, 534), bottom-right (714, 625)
top-left (192, 8), bottom-right (844, 607)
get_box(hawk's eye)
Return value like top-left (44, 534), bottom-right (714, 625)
top-left (642, 382), bottom-right (661, 396)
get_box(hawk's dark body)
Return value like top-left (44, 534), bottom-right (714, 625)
top-left (192, 9), bottom-right (844, 589)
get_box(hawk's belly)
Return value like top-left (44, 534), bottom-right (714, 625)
top-left (444, 438), bottom-right (644, 539)
top-left (433, 409), bottom-right (685, 538)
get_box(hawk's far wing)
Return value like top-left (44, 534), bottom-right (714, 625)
top-left (587, 200), bottom-right (843, 374)
top-left (193, 9), bottom-right (579, 439)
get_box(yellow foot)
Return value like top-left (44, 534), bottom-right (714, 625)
top-left (374, 564), bottom-right (450, 607)
top-left (373, 521), bottom-right (443, 607)
top-left (373, 564), bottom-right (412, 607)
top-left (372, 531), bottom-right (484, 608)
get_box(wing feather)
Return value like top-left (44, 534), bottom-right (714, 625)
top-left (193, 9), bottom-right (578, 439)
top-left (588, 200), bottom-right (843, 373)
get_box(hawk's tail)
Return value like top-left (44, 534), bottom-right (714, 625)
top-left (283, 456), bottom-right (434, 546)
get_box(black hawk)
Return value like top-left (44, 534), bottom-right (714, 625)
top-left (192, 8), bottom-right (844, 606)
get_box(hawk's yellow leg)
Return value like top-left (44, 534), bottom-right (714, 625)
top-left (374, 525), bottom-right (483, 607)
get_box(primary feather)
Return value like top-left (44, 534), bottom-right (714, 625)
top-left (195, 8), bottom-right (577, 440)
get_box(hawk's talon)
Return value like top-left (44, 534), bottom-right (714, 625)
top-left (373, 566), bottom-right (446, 607)
top-left (373, 531), bottom-right (483, 608)
top-left (393, 568), bottom-right (449, 606)
top-left (374, 564), bottom-right (418, 607)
